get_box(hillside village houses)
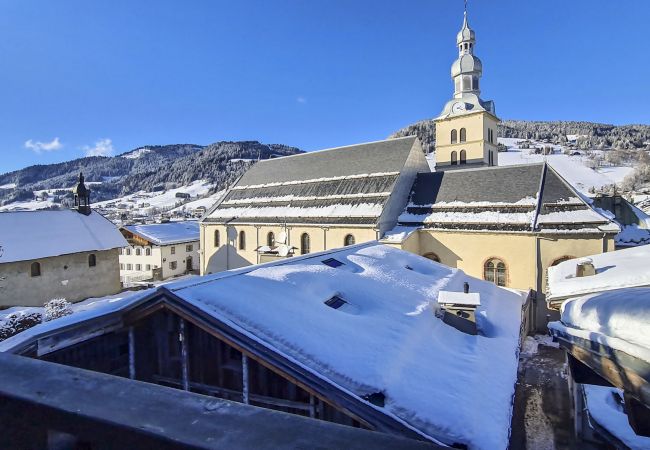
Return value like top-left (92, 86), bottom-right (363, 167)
top-left (118, 221), bottom-right (200, 284)
top-left (0, 174), bottom-right (126, 308)
top-left (199, 9), bottom-right (619, 328)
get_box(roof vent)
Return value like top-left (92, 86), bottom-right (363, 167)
top-left (576, 258), bottom-right (595, 278)
top-left (324, 295), bottom-right (347, 310)
top-left (322, 258), bottom-right (344, 268)
top-left (437, 290), bottom-right (481, 336)
top-left (362, 392), bottom-right (385, 407)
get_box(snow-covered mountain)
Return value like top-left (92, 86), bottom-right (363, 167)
top-left (0, 141), bottom-right (302, 211)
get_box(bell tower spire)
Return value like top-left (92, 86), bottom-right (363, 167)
top-left (433, 2), bottom-right (500, 169)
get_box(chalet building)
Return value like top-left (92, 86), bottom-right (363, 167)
top-left (0, 173), bottom-right (126, 308)
top-left (0, 243), bottom-right (526, 449)
top-left (119, 221), bottom-right (200, 284)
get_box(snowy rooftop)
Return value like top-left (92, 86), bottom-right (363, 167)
top-left (123, 221), bottom-right (200, 245)
top-left (204, 137), bottom-right (421, 225)
top-left (546, 245), bottom-right (650, 303)
top-left (0, 210), bottom-right (127, 263)
top-left (0, 242), bottom-right (525, 449)
top-left (549, 287), bottom-right (650, 364)
top-left (399, 163), bottom-right (616, 233)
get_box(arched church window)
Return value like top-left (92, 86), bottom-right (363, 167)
top-left (451, 151), bottom-right (458, 165)
top-left (267, 232), bottom-right (275, 247)
top-left (301, 233), bottom-right (310, 255)
top-left (31, 262), bottom-right (41, 277)
top-left (551, 256), bottom-right (575, 267)
top-left (239, 231), bottom-right (246, 250)
top-left (484, 258), bottom-right (507, 287)
top-left (460, 128), bottom-right (467, 143)
top-left (472, 76), bottom-right (479, 90)
top-left (344, 234), bottom-right (355, 246)
top-left (460, 150), bottom-right (467, 164)
top-left (451, 129), bottom-right (458, 144)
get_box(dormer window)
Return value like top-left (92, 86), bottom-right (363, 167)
top-left (324, 295), bottom-right (347, 310)
top-left (322, 258), bottom-right (344, 268)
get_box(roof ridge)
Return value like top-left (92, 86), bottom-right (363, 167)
top-left (252, 136), bottom-right (418, 164)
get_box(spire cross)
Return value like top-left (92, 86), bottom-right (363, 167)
top-left (464, 0), bottom-right (468, 14)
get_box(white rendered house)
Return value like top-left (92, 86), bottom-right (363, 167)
top-left (119, 221), bottom-right (200, 284)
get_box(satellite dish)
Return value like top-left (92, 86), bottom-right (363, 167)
top-left (278, 244), bottom-right (290, 257)
top-left (277, 231), bottom-right (287, 244)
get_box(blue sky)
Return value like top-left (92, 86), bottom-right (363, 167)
top-left (0, 0), bottom-right (648, 174)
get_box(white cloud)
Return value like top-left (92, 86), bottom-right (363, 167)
top-left (83, 138), bottom-right (114, 157)
top-left (24, 137), bottom-right (63, 153)
top-left (296, 96), bottom-right (307, 104)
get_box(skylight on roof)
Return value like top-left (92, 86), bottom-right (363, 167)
top-left (324, 295), bottom-right (347, 310)
top-left (322, 258), bottom-right (344, 268)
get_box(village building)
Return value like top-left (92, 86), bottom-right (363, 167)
top-left (119, 221), bottom-right (200, 284)
top-left (198, 9), bottom-right (619, 329)
top-left (546, 247), bottom-right (650, 446)
top-left (0, 174), bottom-right (126, 308)
top-left (0, 243), bottom-right (528, 449)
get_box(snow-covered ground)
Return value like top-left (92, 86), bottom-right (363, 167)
top-left (93, 179), bottom-right (212, 210)
top-left (170, 190), bottom-right (224, 213)
top-left (498, 138), bottom-right (634, 195)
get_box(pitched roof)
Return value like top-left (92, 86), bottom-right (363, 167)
top-left (123, 221), bottom-right (199, 245)
top-left (204, 137), bottom-right (420, 225)
top-left (0, 210), bottom-right (127, 263)
top-left (0, 243), bottom-right (525, 449)
top-left (547, 245), bottom-right (650, 304)
top-left (398, 163), bottom-right (615, 232)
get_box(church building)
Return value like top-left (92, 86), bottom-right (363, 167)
top-left (0, 174), bottom-right (126, 308)
top-left (199, 8), bottom-right (619, 328)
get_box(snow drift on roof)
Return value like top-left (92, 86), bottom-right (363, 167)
top-left (167, 243), bottom-right (525, 449)
top-left (547, 245), bottom-right (650, 301)
top-left (0, 210), bottom-right (127, 263)
top-left (124, 221), bottom-right (199, 245)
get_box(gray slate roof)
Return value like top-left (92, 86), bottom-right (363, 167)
top-left (205, 137), bottom-right (419, 225)
top-left (400, 163), bottom-right (614, 232)
top-left (236, 137), bottom-right (418, 187)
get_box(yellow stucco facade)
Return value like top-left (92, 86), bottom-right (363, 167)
top-left (434, 111), bottom-right (500, 167)
top-left (385, 229), bottom-right (614, 294)
top-left (200, 223), bottom-right (378, 274)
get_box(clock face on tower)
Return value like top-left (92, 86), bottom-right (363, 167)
top-left (452, 102), bottom-right (466, 114)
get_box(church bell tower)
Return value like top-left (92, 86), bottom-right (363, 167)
top-left (73, 172), bottom-right (91, 215)
top-left (434, 4), bottom-right (500, 169)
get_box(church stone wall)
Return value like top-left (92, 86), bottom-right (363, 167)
top-left (0, 249), bottom-right (121, 308)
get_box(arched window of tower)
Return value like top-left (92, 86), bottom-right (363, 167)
top-left (460, 128), bottom-right (467, 143)
top-left (472, 77), bottom-right (479, 90)
top-left (451, 129), bottom-right (458, 144)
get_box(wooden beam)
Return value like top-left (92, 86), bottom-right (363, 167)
top-left (128, 327), bottom-right (135, 380)
top-left (242, 354), bottom-right (250, 404)
top-left (179, 318), bottom-right (189, 391)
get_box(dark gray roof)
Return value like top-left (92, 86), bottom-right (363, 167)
top-left (205, 137), bottom-right (419, 225)
top-left (236, 137), bottom-right (418, 187)
top-left (409, 164), bottom-right (545, 205)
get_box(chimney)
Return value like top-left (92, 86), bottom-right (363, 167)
top-left (576, 258), bottom-right (596, 277)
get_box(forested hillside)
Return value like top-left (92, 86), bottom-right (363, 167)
top-left (391, 119), bottom-right (650, 154)
top-left (0, 141), bottom-right (301, 206)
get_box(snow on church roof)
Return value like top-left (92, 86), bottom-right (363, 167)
top-left (1, 242), bottom-right (526, 449)
top-left (123, 221), bottom-right (199, 246)
top-left (0, 210), bottom-right (127, 264)
top-left (204, 137), bottom-right (421, 225)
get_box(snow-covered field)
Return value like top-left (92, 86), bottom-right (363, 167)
top-left (93, 179), bottom-right (212, 211)
top-left (498, 138), bottom-right (633, 195)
